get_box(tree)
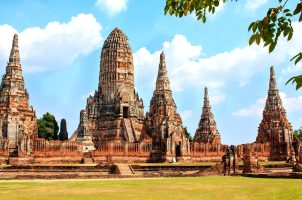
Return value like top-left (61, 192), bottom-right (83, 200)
top-left (37, 112), bottom-right (59, 140)
top-left (294, 127), bottom-right (302, 140)
top-left (184, 126), bottom-right (193, 142)
top-left (164, 0), bottom-right (302, 89)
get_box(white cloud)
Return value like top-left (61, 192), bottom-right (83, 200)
top-left (95, 0), bottom-right (127, 16)
top-left (232, 92), bottom-right (302, 117)
top-left (210, 92), bottom-right (226, 105)
top-left (282, 62), bottom-right (302, 76)
top-left (280, 92), bottom-right (302, 113)
top-left (245, 0), bottom-right (268, 11)
top-left (180, 110), bottom-right (193, 121)
top-left (134, 22), bottom-right (302, 93)
top-left (0, 14), bottom-right (103, 72)
top-left (232, 98), bottom-right (265, 117)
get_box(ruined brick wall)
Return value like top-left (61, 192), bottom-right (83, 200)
top-left (190, 143), bottom-right (227, 162)
top-left (92, 140), bottom-right (152, 163)
top-left (0, 136), bottom-right (235, 163)
top-left (32, 138), bottom-right (83, 157)
top-left (0, 138), bottom-right (9, 164)
top-left (237, 143), bottom-right (271, 161)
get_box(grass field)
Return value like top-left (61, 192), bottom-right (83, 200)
top-left (0, 176), bottom-right (301, 200)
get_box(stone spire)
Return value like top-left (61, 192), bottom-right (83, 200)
top-left (9, 34), bottom-right (21, 66)
top-left (74, 27), bottom-right (144, 145)
top-left (99, 27), bottom-right (134, 102)
top-left (97, 27), bottom-right (143, 118)
top-left (3, 34), bottom-right (24, 86)
top-left (149, 51), bottom-right (176, 121)
top-left (0, 34), bottom-right (26, 106)
top-left (265, 66), bottom-right (284, 112)
top-left (0, 34), bottom-right (38, 155)
top-left (203, 87), bottom-right (210, 108)
top-left (269, 66), bottom-right (277, 91)
top-left (194, 87), bottom-right (221, 144)
top-left (155, 51), bottom-right (171, 91)
top-left (256, 66), bottom-right (293, 160)
top-left (145, 52), bottom-right (190, 161)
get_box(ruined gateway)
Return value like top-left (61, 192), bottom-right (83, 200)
top-left (0, 28), bottom-right (301, 165)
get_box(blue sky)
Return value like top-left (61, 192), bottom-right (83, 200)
top-left (1, 0), bottom-right (302, 145)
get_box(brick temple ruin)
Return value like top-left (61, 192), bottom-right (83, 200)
top-left (0, 28), bottom-right (301, 165)
top-left (237, 66), bottom-right (302, 163)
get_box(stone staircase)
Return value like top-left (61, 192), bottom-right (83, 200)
top-left (82, 152), bottom-right (95, 164)
top-left (264, 163), bottom-right (294, 173)
top-left (114, 164), bottom-right (135, 175)
top-left (82, 157), bottom-right (95, 164)
top-left (123, 118), bottom-right (136, 142)
top-left (0, 165), bottom-right (112, 179)
top-left (266, 167), bottom-right (293, 173)
top-left (294, 163), bottom-right (302, 172)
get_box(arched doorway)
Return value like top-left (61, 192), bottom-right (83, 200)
top-left (175, 142), bottom-right (181, 157)
top-left (123, 107), bottom-right (129, 118)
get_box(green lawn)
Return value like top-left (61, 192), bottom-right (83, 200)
top-left (0, 176), bottom-right (301, 200)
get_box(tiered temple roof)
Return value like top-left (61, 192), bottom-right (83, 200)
top-left (0, 34), bottom-right (38, 155)
top-left (194, 87), bottom-right (221, 144)
top-left (256, 66), bottom-right (293, 159)
top-left (145, 51), bottom-right (190, 161)
top-left (74, 28), bottom-right (144, 147)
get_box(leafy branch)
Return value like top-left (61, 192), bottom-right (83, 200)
top-left (164, 0), bottom-right (236, 23)
top-left (247, 0), bottom-right (302, 89)
top-left (164, 0), bottom-right (302, 90)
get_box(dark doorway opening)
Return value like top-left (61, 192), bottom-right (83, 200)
top-left (123, 107), bottom-right (129, 118)
top-left (176, 144), bottom-right (181, 157)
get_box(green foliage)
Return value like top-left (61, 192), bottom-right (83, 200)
top-left (248, 1), bottom-right (302, 89)
top-left (184, 126), bottom-right (193, 142)
top-left (164, 0), bottom-right (302, 90)
top-left (164, 0), bottom-right (236, 23)
top-left (37, 112), bottom-right (59, 140)
top-left (293, 127), bottom-right (302, 140)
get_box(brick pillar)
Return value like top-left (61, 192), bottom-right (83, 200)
top-left (205, 143), bottom-right (208, 157)
top-left (109, 141), bottom-right (113, 154)
top-left (125, 142), bottom-right (128, 156)
top-left (217, 144), bottom-right (220, 156)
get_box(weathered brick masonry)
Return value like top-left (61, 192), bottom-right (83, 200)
top-left (0, 30), bottom-right (301, 165)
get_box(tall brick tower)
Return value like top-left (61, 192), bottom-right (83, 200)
top-left (194, 87), bottom-right (221, 144)
top-left (145, 51), bottom-right (190, 161)
top-left (0, 34), bottom-right (38, 156)
top-left (75, 28), bottom-right (144, 148)
top-left (256, 66), bottom-right (293, 160)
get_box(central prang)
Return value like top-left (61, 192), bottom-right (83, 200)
top-left (74, 28), bottom-right (145, 148)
